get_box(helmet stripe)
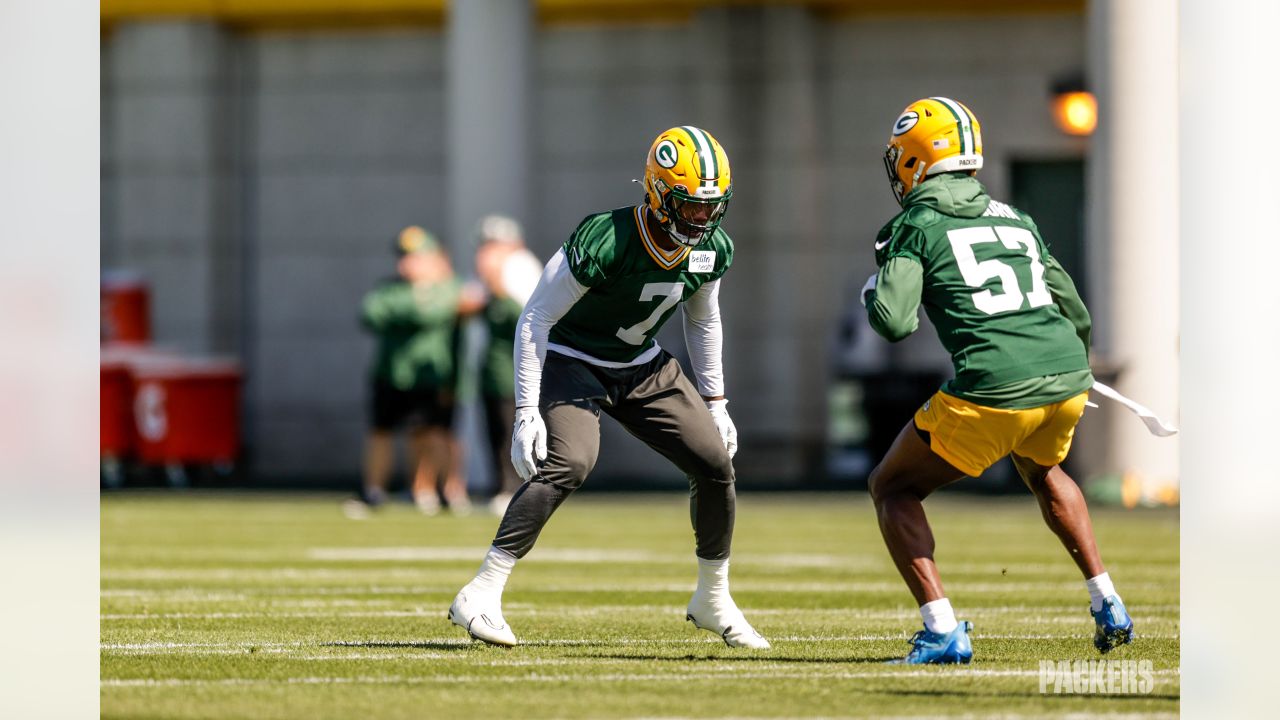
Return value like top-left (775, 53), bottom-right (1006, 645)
top-left (931, 97), bottom-right (973, 157)
top-left (682, 125), bottom-right (717, 187)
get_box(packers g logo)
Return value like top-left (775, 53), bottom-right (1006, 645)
top-left (893, 111), bottom-right (919, 136)
top-left (654, 140), bottom-right (678, 169)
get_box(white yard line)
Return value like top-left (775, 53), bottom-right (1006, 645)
top-left (100, 606), bottom-right (1181, 622)
top-left (101, 566), bottom-right (1175, 595)
top-left (102, 667), bottom-right (1181, 688)
top-left (101, 610), bottom-right (440, 620)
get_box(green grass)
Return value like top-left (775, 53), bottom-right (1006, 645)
top-left (101, 491), bottom-right (1179, 719)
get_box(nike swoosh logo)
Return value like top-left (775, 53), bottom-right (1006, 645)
top-left (874, 239), bottom-right (890, 250)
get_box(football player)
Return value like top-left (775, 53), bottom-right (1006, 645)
top-left (448, 126), bottom-right (769, 650)
top-left (863, 97), bottom-right (1133, 663)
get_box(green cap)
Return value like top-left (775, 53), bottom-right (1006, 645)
top-left (394, 226), bottom-right (439, 255)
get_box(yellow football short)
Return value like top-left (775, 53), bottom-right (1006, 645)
top-left (913, 390), bottom-right (1089, 477)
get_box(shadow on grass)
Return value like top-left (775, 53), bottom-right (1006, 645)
top-left (591, 652), bottom-right (900, 664)
top-left (879, 687), bottom-right (1180, 702)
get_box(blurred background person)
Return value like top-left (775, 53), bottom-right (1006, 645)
top-left (464, 215), bottom-right (542, 517)
top-left (348, 226), bottom-right (467, 518)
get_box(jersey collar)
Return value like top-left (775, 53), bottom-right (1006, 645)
top-left (634, 206), bottom-right (690, 270)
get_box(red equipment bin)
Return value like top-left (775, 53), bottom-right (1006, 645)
top-left (101, 358), bottom-right (133, 457)
top-left (130, 358), bottom-right (242, 466)
top-left (101, 270), bottom-right (151, 343)
top-left (101, 343), bottom-right (180, 458)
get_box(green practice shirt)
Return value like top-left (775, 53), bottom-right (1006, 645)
top-left (361, 277), bottom-right (462, 391)
top-left (865, 173), bottom-right (1093, 409)
top-left (480, 295), bottom-right (521, 398)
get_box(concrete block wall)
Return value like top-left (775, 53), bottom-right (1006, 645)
top-left (102, 22), bottom-right (236, 356)
top-left (101, 9), bottom-right (1086, 485)
top-left (247, 30), bottom-right (448, 478)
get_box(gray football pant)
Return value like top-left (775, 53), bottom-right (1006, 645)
top-left (492, 351), bottom-right (736, 561)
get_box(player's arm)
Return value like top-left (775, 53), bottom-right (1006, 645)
top-left (683, 279), bottom-right (737, 457)
top-left (863, 256), bottom-right (924, 342)
top-left (513, 248), bottom-right (589, 408)
top-left (1043, 255), bottom-right (1092, 350)
top-left (509, 248), bottom-right (589, 480)
top-left (682, 279), bottom-right (725, 400)
top-left (360, 285), bottom-right (412, 331)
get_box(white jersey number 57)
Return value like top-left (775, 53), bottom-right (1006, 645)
top-left (946, 226), bottom-right (1052, 315)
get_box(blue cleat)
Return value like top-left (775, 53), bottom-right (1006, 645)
top-left (891, 621), bottom-right (973, 665)
top-left (1092, 595), bottom-right (1134, 653)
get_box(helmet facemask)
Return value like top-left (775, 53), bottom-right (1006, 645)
top-left (660, 186), bottom-right (732, 247)
top-left (883, 144), bottom-right (907, 205)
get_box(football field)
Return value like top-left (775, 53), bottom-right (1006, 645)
top-left (101, 492), bottom-right (1179, 718)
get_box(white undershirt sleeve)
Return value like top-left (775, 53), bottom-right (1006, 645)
top-left (514, 248), bottom-right (589, 408)
top-left (682, 279), bottom-right (725, 398)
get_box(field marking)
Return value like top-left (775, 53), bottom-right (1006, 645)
top-left (97, 590), bottom-right (1179, 617)
top-left (100, 605), bottom-right (1181, 623)
top-left (100, 568), bottom-right (1178, 596)
top-left (304, 547), bottom-right (887, 570)
top-left (101, 610), bottom-right (440, 620)
top-left (102, 667), bottom-right (1181, 688)
top-left (102, 585), bottom-right (463, 597)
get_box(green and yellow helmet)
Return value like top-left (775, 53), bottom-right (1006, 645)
top-left (883, 97), bottom-right (984, 204)
top-left (642, 126), bottom-right (733, 247)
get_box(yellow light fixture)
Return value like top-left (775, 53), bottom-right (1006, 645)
top-left (1052, 90), bottom-right (1098, 136)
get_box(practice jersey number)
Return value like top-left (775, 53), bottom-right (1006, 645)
top-left (946, 226), bottom-right (1053, 315)
top-left (616, 282), bottom-right (684, 345)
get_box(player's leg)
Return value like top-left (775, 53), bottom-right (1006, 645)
top-left (490, 397), bottom-right (602, 556)
top-left (439, 413), bottom-right (472, 516)
top-left (1010, 455), bottom-right (1104, 579)
top-left (409, 427), bottom-right (445, 515)
top-left (346, 382), bottom-right (401, 517)
top-left (868, 391), bottom-right (1016, 664)
top-left (358, 431), bottom-right (394, 511)
top-left (449, 355), bottom-right (606, 646)
top-left (1011, 392), bottom-right (1132, 652)
top-left (867, 421), bottom-right (967, 607)
top-left (606, 354), bottom-right (767, 649)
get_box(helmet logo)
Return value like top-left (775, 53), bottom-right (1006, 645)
top-left (654, 140), bottom-right (678, 169)
top-left (893, 111), bottom-right (919, 136)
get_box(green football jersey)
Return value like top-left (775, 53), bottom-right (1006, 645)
top-left (871, 173), bottom-right (1091, 401)
top-left (551, 206), bottom-right (733, 363)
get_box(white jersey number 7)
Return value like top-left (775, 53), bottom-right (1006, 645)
top-left (615, 282), bottom-right (684, 345)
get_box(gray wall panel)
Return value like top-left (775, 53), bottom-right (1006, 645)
top-left (254, 173), bottom-right (447, 241)
top-left (101, 10), bottom-right (1088, 485)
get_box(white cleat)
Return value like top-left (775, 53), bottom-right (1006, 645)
top-left (686, 593), bottom-right (771, 649)
top-left (448, 589), bottom-right (518, 647)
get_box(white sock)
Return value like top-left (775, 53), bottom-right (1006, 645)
top-left (920, 598), bottom-right (958, 634)
top-left (469, 546), bottom-right (516, 594)
top-left (1086, 572), bottom-right (1118, 612)
top-left (694, 556), bottom-right (730, 601)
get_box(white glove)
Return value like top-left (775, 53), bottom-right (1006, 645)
top-left (860, 273), bottom-right (878, 307)
top-left (705, 399), bottom-right (738, 459)
top-left (511, 406), bottom-right (548, 481)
